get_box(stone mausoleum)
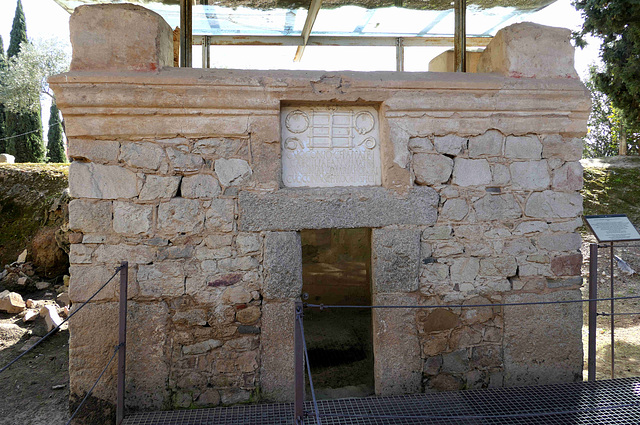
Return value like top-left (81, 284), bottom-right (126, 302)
top-left (50, 3), bottom-right (590, 419)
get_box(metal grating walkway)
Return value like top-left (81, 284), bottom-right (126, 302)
top-left (122, 377), bottom-right (640, 425)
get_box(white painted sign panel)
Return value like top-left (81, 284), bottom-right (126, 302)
top-left (281, 106), bottom-right (381, 187)
top-left (585, 214), bottom-right (640, 242)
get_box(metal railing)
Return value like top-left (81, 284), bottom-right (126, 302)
top-left (0, 261), bottom-right (129, 425)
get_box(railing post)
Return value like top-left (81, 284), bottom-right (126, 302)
top-left (116, 261), bottom-right (129, 424)
top-left (588, 243), bottom-right (598, 381)
top-left (294, 300), bottom-right (304, 424)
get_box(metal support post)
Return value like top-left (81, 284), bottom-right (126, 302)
top-left (116, 261), bottom-right (129, 425)
top-left (202, 36), bottom-right (211, 69)
top-left (610, 242), bottom-right (615, 379)
top-left (180, 0), bottom-right (193, 67)
top-left (454, 0), bottom-right (466, 72)
top-left (395, 37), bottom-right (404, 72)
top-left (294, 301), bottom-right (304, 424)
top-left (588, 243), bottom-right (597, 381)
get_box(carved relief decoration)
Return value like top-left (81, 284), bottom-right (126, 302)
top-left (281, 106), bottom-right (381, 187)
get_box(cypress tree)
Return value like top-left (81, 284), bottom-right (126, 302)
top-left (0, 36), bottom-right (6, 154)
top-left (47, 101), bottom-right (66, 163)
top-left (7, 0), bottom-right (28, 59)
top-left (5, 0), bottom-right (44, 162)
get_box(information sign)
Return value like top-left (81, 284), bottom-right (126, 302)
top-left (584, 214), bottom-right (640, 242)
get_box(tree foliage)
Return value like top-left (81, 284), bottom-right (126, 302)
top-left (46, 101), bottom-right (66, 163)
top-left (574, 0), bottom-right (640, 128)
top-left (7, 0), bottom-right (27, 59)
top-left (584, 67), bottom-right (640, 157)
top-left (0, 39), bottom-right (69, 114)
top-left (0, 36), bottom-right (6, 154)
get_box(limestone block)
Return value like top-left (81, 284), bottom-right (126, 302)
top-left (68, 140), bottom-right (120, 163)
top-left (0, 153), bottom-right (15, 163)
top-left (422, 225), bottom-right (452, 240)
top-left (69, 264), bottom-right (120, 302)
top-left (542, 136), bottom-right (583, 161)
top-left (223, 286), bottom-right (253, 304)
top-left (215, 158), bottom-right (252, 186)
top-left (113, 201), bottom-right (153, 235)
top-left (441, 349), bottom-right (469, 374)
top-left (69, 4), bottom-right (173, 72)
top-left (263, 232), bottom-right (302, 300)
top-left (549, 217), bottom-right (583, 233)
top-left (138, 261), bottom-right (185, 298)
top-left (139, 175), bottom-right (181, 201)
top-left (93, 244), bottom-right (155, 264)
top-left (428, 50), bottom-right (483, 73)
top-left (193, 137), bottom-right (249, 158)
top-left (69, 244), bottom-right (94, 264)
top-left (373, 293), bottom-right (422, 396)
top-left (68, 199), bottom-right (112, 232)
top-left (421, 263), bottom-right (450, 282)
top-left (551, 254), bottom-right (583, 276)
top-left (181, 174), bottom-right (221, 199)
top-left (69, 162), bottom-right (140, 199)
top-left (503, 290), bottom-right (582, 386)
top-left (505, 135), bottom-right (542, 160)
top-left (372, 228), bottom-right (421, 293)
top-left (504, 238), bottom-right (536, 256)
top-left (491, 163), bottom-right (511, 185)
top-left (473, 194), bottom-right (522, 221)
top-left (468, 130), bottom-right (504, 157)
top-left (408, 137), bottom-right (434, 153)
top-left (260, 300), bottom-right (295, 401)
top-left (204, 199), bottom-right (235, 232)
top-left (432, 241), bottom-right (464, 257)
top-left (158, 198), bottom-right (204, 234)
top-left (167, 147), bottom-right (204, 172)
top-left (552, 162), bottom-right (583, 192)
top-left (450, 257), bottom-right (480, 283)
top-left (453, 158), bottom-right (492, 186)
top-left (441, 198), bottom-right (469, 221)
top-left (510, 160), bottom-right (550, 190)
top-left (479, 256), bottom-right (517, 277)
top-left (119, 142), bottom-right (166, 170)
top-left (413, 153), bottom-right (453, 185)
top-left (236, 233), bottom-right (261, 255)
top-left (537, 232), bottom-right (582, 252)
top-left (238, 187), bottom-right (438, 231)
top-left (218, 256), bottom-right (259, 272)
top-left (477, 22), bottom-right (579, 79)
top-left (434, 134), bottom-right (466, 156)
top-left (205, 234), bottom-right (234, 249)
top-left (525, 191), bottom-right (582, 218)
top-left (513, 221), bottom-right (548, 235)
top-left (40, 305), bottom-right (63, 332)
top-left (0, 290), bottom-right (26, 313)
top-left (182, 339), bottom-right (222, 355)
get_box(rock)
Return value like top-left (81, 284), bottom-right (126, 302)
top-left (0, 153), bottom-right (15, 163)
top-left (23, 310), bottom-right (39, 322)
top-left (57, 292), bottom-right (71, 307)
top-left (214, 158), bottom-right (252, 186)
top-left (181, 174), bottom-right (221, 199)
top-left (204, 199), bottom-right (235, 232)
top-left (0, 323), bottom-right (27, 346)
top-left (510, 160), bottom-right (550, 190)
top-left (166, 147), bottom-right (204, 172)
top-left (473, 194), bottom-right (522, 221)
top-left (17, 249), bottom-right (27, 263)
top-left (20, 336), bottom-right (41, 352)
top-left (236, 306), bottom-right (261, 324)
top-left (235, 233), bottom-right (261, 255)
top-left (68, 199), bottom-right (112, 233)
top-left (40, 305), bottom-right (63, 332)
top-left (434, 134), bottom-right (466, 156)
top-left (182, 339), bottom-right (223, 355)
top-left (17, 276), bottom-right (28, 286)
top-left (68, 139), bottom-right (120, 162)
top-left (139, 175), bottom-right (181, 201)
top-left (453, 158), bottom-right (492, 186)
top-left (552, 162), bottom-right (583, 192)
top-left (413, 153), bottom-right (453, 185)
top-left (373, 228), bottom-right (421, 293)
top-left (525, 191), bottom-right (582, 218)
top-left (441, 198), bottom-right (469, 221)
top-left (263, 232), bottom-right (303, 300)
top-left (504, 135), bottom-right (542, 159)
top-left (36, 281), bottom-right (51, 290)
top-left (157, 198), bottom-right (204, 234)
top-left (468, 130), bottom-right (503, 157)
top-left (119, 142), bottom-right (166, 170)
top-left (69, 162), bottom-right (140, 199)
top-left (0, 290), bottom-right (26, 313)
top-left (113, 201), bottom-right (153, 235)
top-left (450, 257), bottom-right (480, 283)
top-left (196, 389), bottom-right (220, 407)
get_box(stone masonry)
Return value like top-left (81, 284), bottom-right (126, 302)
top-left (50, 4), bottom-right (590, 420)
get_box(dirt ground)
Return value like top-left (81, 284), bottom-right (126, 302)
top-left (0, 290), bottom-right (70, 425)
top-left (580, 233), bottom-right (640, 380)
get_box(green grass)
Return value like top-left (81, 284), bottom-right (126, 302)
top-left (582, 166), bottom-right (640, 227)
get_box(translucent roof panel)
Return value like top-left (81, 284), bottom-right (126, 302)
top-left (60, 1), bottom-right (551, 37)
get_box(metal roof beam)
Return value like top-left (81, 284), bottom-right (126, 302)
top-left (294, 0), bottom-right (323, 62)
top-left (192, 34), bottom-right (491, 47)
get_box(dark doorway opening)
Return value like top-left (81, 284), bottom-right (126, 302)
top-left (301, 228), bottom-right (374, 399)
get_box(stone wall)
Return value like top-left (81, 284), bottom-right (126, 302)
top-left (49, 4), bottom-right (590, 420)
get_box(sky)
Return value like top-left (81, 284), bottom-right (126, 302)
top-left (0, 0), bottom-right (602, 93)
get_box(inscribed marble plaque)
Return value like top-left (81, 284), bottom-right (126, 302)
top-left (281, 106), bottom-right (381, 187)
